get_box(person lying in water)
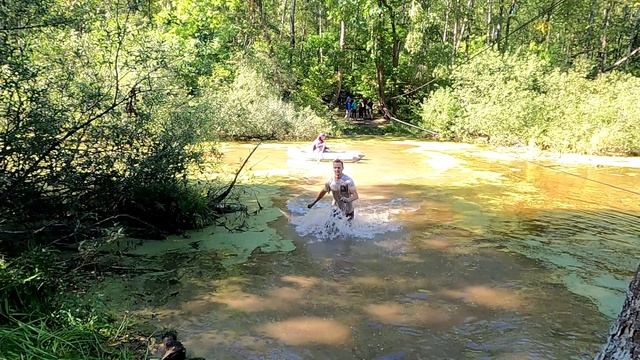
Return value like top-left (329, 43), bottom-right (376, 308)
top-left (311, 133), bottom-right (329, 153)
top-left (307, 159), bottom-right (359, 220)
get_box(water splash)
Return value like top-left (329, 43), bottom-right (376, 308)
top-left (287, 198), bottom-right (410, 241)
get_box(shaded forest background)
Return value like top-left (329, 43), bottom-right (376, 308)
top-left (1, 0), bottom-right (639, 358)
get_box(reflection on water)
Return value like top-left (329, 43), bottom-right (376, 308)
top-left (141, 140), bottom-right (639, 359)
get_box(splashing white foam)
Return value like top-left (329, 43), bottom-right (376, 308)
top-left (287, 198), bottom-right (411, 242)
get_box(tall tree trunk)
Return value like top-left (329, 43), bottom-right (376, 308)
top-left (595, 263), bottom-right (640, 359)
top-left (452, 0), bottom-right (460, 61)
top-left (586, 0), bottom-right (597, 58)
top-left (597, 1), bottom-right (614, 72)
top-left (452, 0), bottom-right (459, 48)
top-left (464, 0), bottom-right (474, 55)
top-left (376, 61), bottom-right (387, 115)
top-left (333, 20), bottom-right (346, 106)
top-left (503, 0), bottom-right (517, 52)
top-left (443, 0), bottom-right (450, 42)
top-left (628, 7), bottom-right (640, 55)
top-left (544, 10), bottom-right (552, 45)
top-left (381, 0), bottom-right (400, 113)
top-left (486, 0), bottom-right (493, 44)
top-left (614, 6), bottom-right (632, 61)
top-left (375, 0), bottom-right (388, 114)
top-left (457, 0), bottom-right (474, 54)
top-left (318, 3), bottom-right (323, 63)
top-left (289, 0), bottom-right (296, 64)
top-left (280, 0), bottom-right (288, 37)
top-left (495, 0), bottom-right (504, 50)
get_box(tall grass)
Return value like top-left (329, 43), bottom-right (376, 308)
top-left (0, 318), bottom-right (133, 360)
top-left (0, 249), bottom-right (138, 359)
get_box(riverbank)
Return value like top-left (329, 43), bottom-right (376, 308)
top-left (481, 145), bottom-right (640, 169)
top-left (341, 112), bottom-right (640, 166)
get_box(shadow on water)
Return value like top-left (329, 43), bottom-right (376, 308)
top-left (127, 180), bottom-right (640, 360)
top-left (93, 141), bottom-right (640, 359)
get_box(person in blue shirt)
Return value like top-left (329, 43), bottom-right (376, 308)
top-left (344, 96), bottom-right (352, 118)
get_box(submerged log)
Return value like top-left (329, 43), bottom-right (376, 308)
top-left (213, 203), bottom-right (248, 214)
top-left (595, 263), bottom-right (640, 359)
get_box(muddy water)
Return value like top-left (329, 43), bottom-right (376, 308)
top-left (149, 140), bottom-right (640, 359)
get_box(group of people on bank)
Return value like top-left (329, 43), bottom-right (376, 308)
top-left (344, 96), bottom-right (374, 120)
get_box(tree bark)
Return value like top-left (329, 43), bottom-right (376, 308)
top-left (628, 7), bottom-right (640, 55)
top-left (495, 0), bottom-right (504, 50)
top-left (376, 61), bottom-right (387, 114)
top-left (595, 263), bottom-right (640, 359)
top-left (375, 0), bottom-right (388, 114)
top-left (597, 1), bottom-right (614, 72)
top-left (318, 2), bottom-right (323, 63)
top-left (290, 0), bottom-right (296, 48)
top-left (333, 20), bottom-right (345, 106)
top-left (443, 0), bottom-right (450, 42)
top-left (503, 0), bottom-right (517, 52)
top-left (486, 0), bottom-right (493, 44)
top-left (586, 0), bottom-right (597, 58)
top-left (280, 0), bottom-right (288, 36)
top-left (452, 0), bottom-right (459, 49)
top-left (289, 0), bottom-right (296, 64)
top-left (380, 0), bottom-right (400, 113)
top-left (456, 0), bottom-right (474, 52)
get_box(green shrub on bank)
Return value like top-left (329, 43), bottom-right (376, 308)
top-left (420, 51), bottom-right (640, 155)
top-left (0, 318), bottom-right (130, 360)
top-left (201, 66), bottom-right (332, 141)
top-left (0, 249), bottom-right (135, 359)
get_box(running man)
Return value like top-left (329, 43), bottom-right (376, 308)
top-left (307, 159), bottom-right (359, 220)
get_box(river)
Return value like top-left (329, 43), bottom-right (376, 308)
top-left (110, 139), bottom-right (640, 359)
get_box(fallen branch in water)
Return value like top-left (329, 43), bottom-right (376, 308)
top-left (211, 141), bottom-right (261, 204)
top-left (109, 266), bottom-right (172, 273)
top-left (213, 203), bottom-right (248, 214)
top-left (49, 213), bottom-right (162, 246)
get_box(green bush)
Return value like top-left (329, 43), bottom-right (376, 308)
top-left (420, 51), bottom-right (640, 155)
top-left (200, 66), bottom-right (332, 141)
top-left (420, 88), bottom-right (461, 139)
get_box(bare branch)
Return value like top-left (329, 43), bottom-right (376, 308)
top-left (0, 21), bottom-right (67, 32)
top-left (603, 46), bottom-right (640, 73)
top-left (211, 142), bottom-right (261, 204)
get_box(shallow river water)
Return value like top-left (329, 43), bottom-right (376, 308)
top-left (127, 140), bottom-right (640, 359)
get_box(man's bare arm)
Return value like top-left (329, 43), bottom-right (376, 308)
top-left (308, 189), bottom-right (328, 208)
top-left (341, 185), bottom-right (359, 203)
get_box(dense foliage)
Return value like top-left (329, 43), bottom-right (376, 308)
top-left (421, 52), bottom-right (640, 154)
top-left (202, 65), bottom-right (330, 140)
top-left (1, 0), bottom-right (639, 357)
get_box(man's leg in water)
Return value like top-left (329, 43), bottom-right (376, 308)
top-left (330, 208), bottom-right (354, 221)
top-left (346, 211), bottom-right (354, 221)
